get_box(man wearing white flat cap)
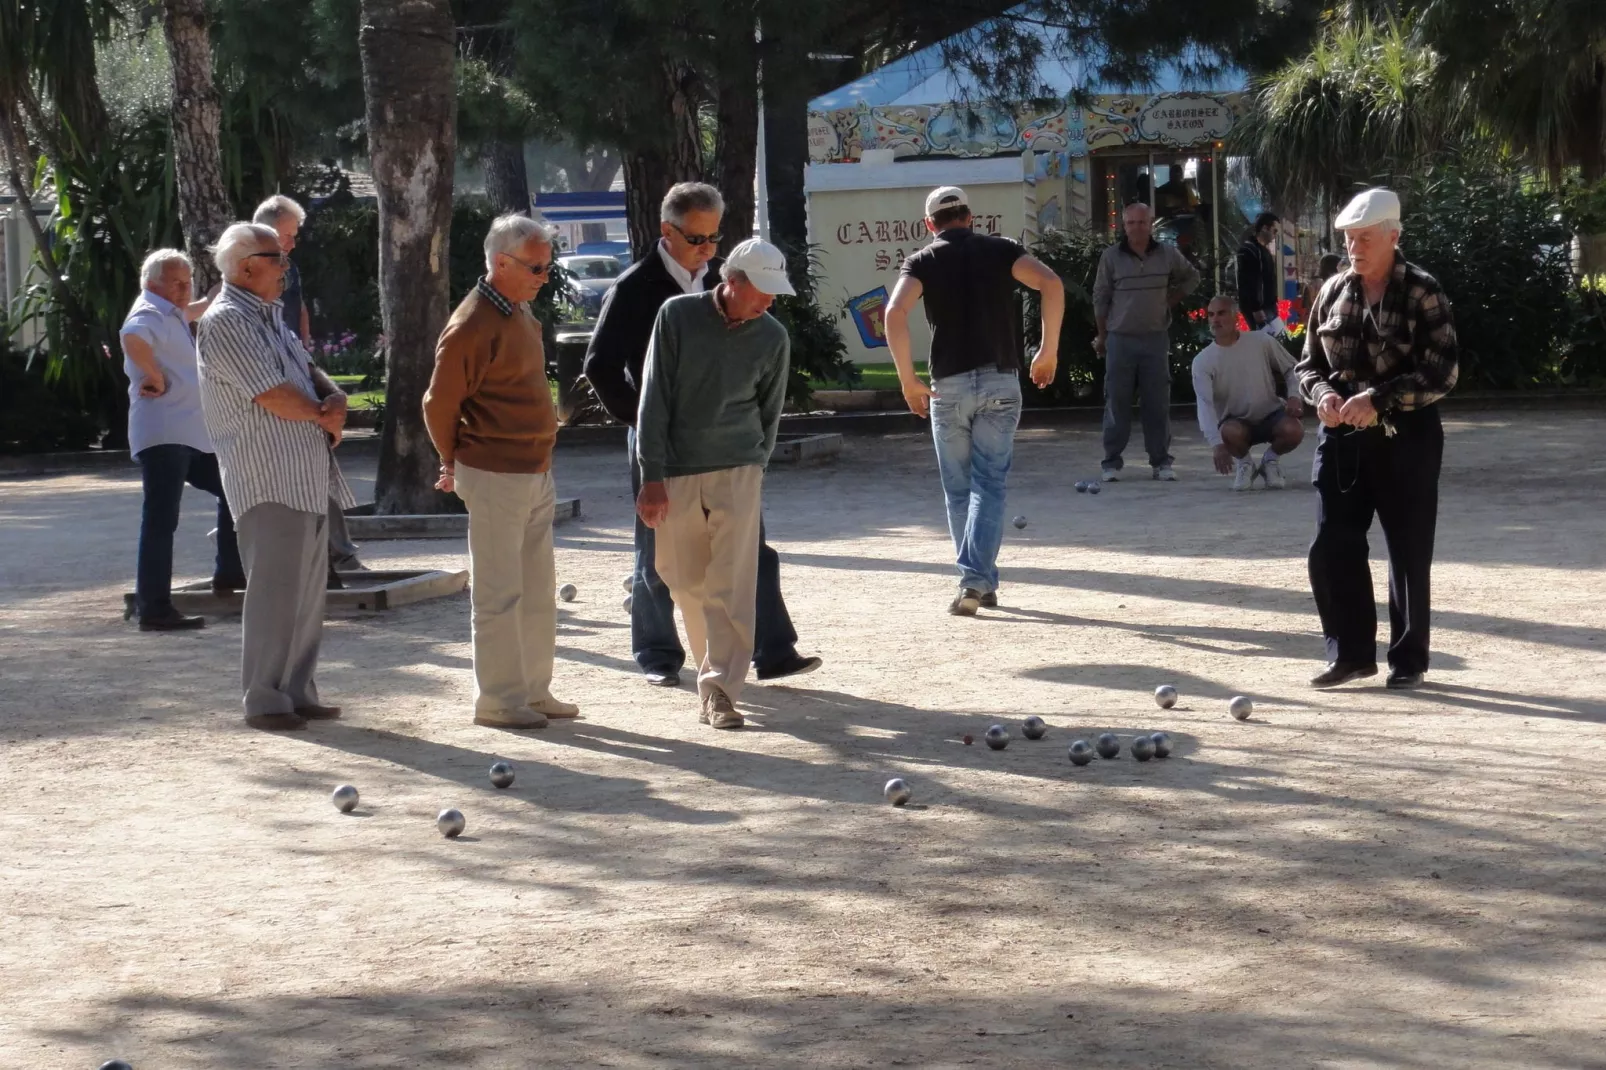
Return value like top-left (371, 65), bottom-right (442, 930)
top-left (634, 238), bottom-right (793, 729)
top-left (1297, 188), bottom-right (1459, 692)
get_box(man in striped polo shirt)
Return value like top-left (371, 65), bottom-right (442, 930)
top-left (197, 222), bottom-right (354, 731)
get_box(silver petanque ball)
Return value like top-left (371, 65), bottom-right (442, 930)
top-left (1154, 684), bottom-right (1178, 709)
top-left (558, 583), bottom-right (577, 602)
top-left (984, 724), bottom-right (1010, 750)
top-left (1087, 483), bottom-right (1101, 495)
top-left (1130, 734), bottom-right (1156, 761)
top-left (331, 784), bottom-right (359, 813)
top-left (1012, 515), bottom-right (1028, 530)
top-left (883, 778), bottom-right (912, 806)
top-left (1229, 695), bottom-right (1254, 721)
top-left (1075, 481), bottom-right (1088, 493)
top-left (1095, 732), bottom-right (1120, 759)
top-left (436, 808), bottom-right (466, 838)
top-left (1068, 740), bottom-right (1094, 766)
top-left (489, 761), bottom-right (515, 789)
top-left (1022, 715), bottom-right (1047, 740)
top-left (99, 1061), bottom-right (133, 1070)
top-left (1150, 732), bottom-right (1173, 759)
top-left (621, 574), bottom-right (634, 592)
top-left (622, 594), bottom-right (633, 613)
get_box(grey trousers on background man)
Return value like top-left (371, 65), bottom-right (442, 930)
top-left (237, 502), bottom-right (328, 716)
top-left (327, 499), bottom-right (364, 570)
top-left (1101, 330), bottom-right (1174, 471)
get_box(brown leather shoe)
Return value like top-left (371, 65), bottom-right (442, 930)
top-left (294, 704), bottom-right (342, 720)
top-left (245, 712), bottom-right (307, 731)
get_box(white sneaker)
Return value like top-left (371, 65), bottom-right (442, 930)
top-left (1231, 457), bottom-right (1256, 491)
top-left (1260, 454), bottom-right (1286, 489)
top-left (1101, 467), bottom-right (1120, 482)
top-left (1154, 466), bottom-right (1177, 482)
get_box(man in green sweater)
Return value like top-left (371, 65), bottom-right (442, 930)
top-left (635, 238), bottom-right (793, 729)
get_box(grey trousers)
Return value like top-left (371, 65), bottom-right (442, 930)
top-left (1101, 330), bottom-right (1174, 470)
top-left (238, 502), bottom-right (328, 716)
top-left (327, 499), bottom-right (363, 570)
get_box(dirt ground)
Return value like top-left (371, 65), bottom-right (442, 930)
top-left (2, 411), bottom-right (1605, 1069)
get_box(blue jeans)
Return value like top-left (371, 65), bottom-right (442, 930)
top-left (627, 430), bottom-right (799, 675)
top-left (134, 444), bottom-right (244, 617)
top-left (930, 368), bottom-right (1022, 594)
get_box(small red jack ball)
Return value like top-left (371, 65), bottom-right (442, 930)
top-left (963, 734), bottom-right (973, 745)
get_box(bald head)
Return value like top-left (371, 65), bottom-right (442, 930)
top-left (1122, 201), bottom-right (1153, 250)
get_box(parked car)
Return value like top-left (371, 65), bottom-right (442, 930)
top-left (558, 254), bottom-right (624, 317)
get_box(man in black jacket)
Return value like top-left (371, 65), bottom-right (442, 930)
top-left (1235, 211), bottom-right (1282, 330)
top-left (584, 181), bottom-right (820, 688)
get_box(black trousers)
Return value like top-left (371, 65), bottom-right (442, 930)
top-left (1308, 406), bottom-right (1443, 673)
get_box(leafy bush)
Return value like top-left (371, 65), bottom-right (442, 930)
top-left (1397, 164), bottom-right (1574, 388)
top-left (771, 240), bottom-right (857, 410)
top-left (0, 333), bottom-right (102, 454)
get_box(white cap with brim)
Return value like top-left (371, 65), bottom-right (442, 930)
top-left (724, 238), bottom-right (796, 297)
top-left (1335, 188), bottom-right (1401, 230)
top-left (924, 185), bottom-right (969, 218)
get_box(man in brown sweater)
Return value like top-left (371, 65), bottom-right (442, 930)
top-left (423, 214), bottom-right (578, 728)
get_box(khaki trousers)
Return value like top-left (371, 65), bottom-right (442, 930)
top-left (654, 465), bottom-right (764, 705)
top-left (455, 462), bottom-right (558, 713)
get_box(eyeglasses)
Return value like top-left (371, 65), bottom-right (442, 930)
top-left (503, 253), bottom-right (551, 277)
top-left (671, 222), bottom-right (723, 247)
top-left (247, 251), bottom-right (289, 266)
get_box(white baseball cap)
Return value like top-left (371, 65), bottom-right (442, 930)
top-left (1335, 188), bottom-right (1401, 230)
top-left (924, 186), bottom-right (969, 217)
top-left (723, 238), bottom-right (796, 297)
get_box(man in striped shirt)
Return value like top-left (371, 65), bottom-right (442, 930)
top-left (197, 222), bottom-right (355, 731)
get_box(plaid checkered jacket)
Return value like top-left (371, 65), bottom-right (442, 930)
top-left (1296, 252), bottom-right (1458, 413)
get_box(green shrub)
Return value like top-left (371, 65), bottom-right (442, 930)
top-left (0, 334), bottom-right (103, 454)
top-left (771, 240), bottom-right (858, 410)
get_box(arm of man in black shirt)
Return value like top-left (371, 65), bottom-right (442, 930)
top-left (582, 283), bottom-right (643, 425)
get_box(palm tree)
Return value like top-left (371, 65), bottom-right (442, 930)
top-left (1230, 15), bottom-right (1464, 215)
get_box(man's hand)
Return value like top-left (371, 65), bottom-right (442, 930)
top-left (900, 375), bottom-right (933, 420)
top-left (1284, 395), bottom-right (1304, 418)
top-left (435, 461), bottom-right (455, 494)
top-left (1213, 444), bottom-right (1234, 475)
top-left (1028, 346), bottom-right (1057, 389)
top-left (1317, 393), bottom-right (1344, 428)
top-left (1093, 333), bottom-right (1107, 356)
top-left (636, 481), bottom-right (670, 528)
top-left (1339, 392), bottom-right (1377, 428)
top-left (317, 397), bottom-right (346, 446)
top-left (137, 371), bottom-right (167, 398)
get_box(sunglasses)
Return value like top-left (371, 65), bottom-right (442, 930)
top-left (671, 222), bottom-right (723, 247)
top-left (503, 253), bottom-right (552, 277)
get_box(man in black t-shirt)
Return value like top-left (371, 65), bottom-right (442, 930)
top-left (885, 186), bottom-right (1065, 616)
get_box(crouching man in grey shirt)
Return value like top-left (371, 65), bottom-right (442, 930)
top-left (1191, 295), bottom-right (1304, 491)
top-left (634, 239), bottom-right (792, 730)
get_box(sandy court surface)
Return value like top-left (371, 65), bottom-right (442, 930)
top-left (2, 411), bottom-right (1604, 1068)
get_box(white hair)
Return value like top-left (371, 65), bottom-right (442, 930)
top-left (483, 213), bottom-right (554, 270)
top-left (661, 182), bottom-right (724, 226)
top-left (212, 222), bottom-right (281, 279)
top-left (140, 248), bottom-right (191, 288)
top-left (252, 194), bottom-right (306, 227)
top-left (719, 264), bottom-right (749, 285)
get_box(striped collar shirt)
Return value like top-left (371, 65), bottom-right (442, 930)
top-left (196, 282), bottom-right (355, 521)
top-left (476, 276), bottom-right (516, 316)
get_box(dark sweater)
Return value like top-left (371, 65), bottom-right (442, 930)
top-left (1235, 238), bottom-right (1279, 324)
top-left (583, 249), bottom-right (720, 426)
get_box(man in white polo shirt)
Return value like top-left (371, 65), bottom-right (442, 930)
top-left (120, 248), bottom-right (243, 631)
top-left (1191, 294), bottom-right (1304, 490)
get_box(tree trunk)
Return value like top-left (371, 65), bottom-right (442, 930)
top-left (713, 32), bottom-right (759, 257)
top-left (762, 74), bottom-right (810, 258)
top-left (161, 0), bottom-right (234, 292)
top-left (481, 137), bottom-right (530, 215)
top-left (359, 0), bottom-right (460, 514)
top-left (623, 61), bottom-right (704, 259)
top-left (571, 147), bottom-right (621, 192)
